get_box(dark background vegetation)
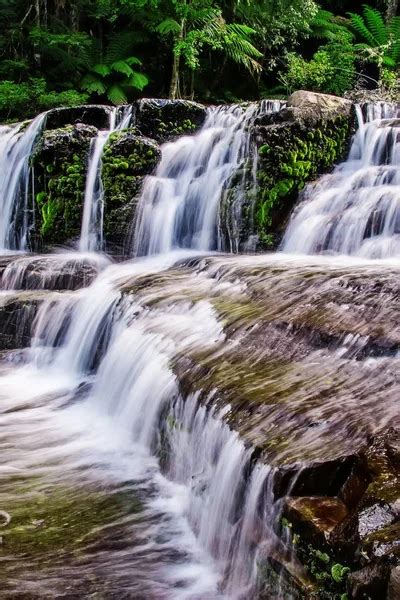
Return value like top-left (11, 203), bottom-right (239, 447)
top-left (0, 0), bottom-right (398, 120)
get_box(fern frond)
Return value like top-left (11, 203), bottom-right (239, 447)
top-left (128, 71), bottom-right (149, 91)
top-left (156, 18), bottom-right (181, 35)
top-left (107, 84), bottom-right (127, 105)
top-left (111, 60), bottom-right (133, 77)
top-left (363, 5), bottom-right (387, 45)
top-left (91, 63), bottom-right (111, 77)
top-left (349, 12), bottom-right (377, 47)
top-left (81, 74), bottom-right (106, 95)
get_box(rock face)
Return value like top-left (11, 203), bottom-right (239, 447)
top-left (102, 131), bottom-right (161, 251)
top-left (135, 98), bottom-right (207, 143)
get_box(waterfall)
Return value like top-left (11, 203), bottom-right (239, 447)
top-left (133, 101), bottom-right (282, 256)
top-left (79, 106), bottom-right (133, 252)
top-left (282, 102), bottom-right (400, 258)
top-left (0, 113), bottom-right (46, 252)
top-left (24, 251), bottom-right (285, 597)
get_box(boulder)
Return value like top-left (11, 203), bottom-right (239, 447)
top-left (287, 91), bottom-right (352, 121)
top-left (45, 104), bottom-right (113, 130)
top-left (0, 255), bottom-right (107, 291)
top-left (284, 496), bottom-right (349, 545)
top-left (135, 98), bottom-right (207, 143)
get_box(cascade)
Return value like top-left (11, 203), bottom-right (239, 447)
top-left (133, 101), bottom-right (282, 256)
top-left (0, 99), bottom-right (399, 599)
top-left (282, 102), bottom-right (400, 258)
top-left (79, 106), bottom-right (133, 252)
top-left (0, 113), bottom-right (46, 251)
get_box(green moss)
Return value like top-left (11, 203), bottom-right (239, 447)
top-left (31, 125), bottom-right (95, 244)
top-left (0, 485), bottom-right (141, 556)
top-left (254, 116), bottom-right (351, 249)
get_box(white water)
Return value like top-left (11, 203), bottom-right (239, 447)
top-left (4, 99), bottom-right (398, 597)
top-left (79, 106), bottom-right (133, 252)
top-left (0, 113), bottom-right (46, 251)
top-left (282, 102), bottom-right (400, 258)
top-left (0, 249), bottom-right (275, 597)
top-left (134, 101), bottom-right (282, 256)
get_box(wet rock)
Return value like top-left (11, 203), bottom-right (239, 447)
top-left (273, 455), bottom-right (357, 499)
top-left (236, 105), bottom-right (353, 251)
top-left (45, 104), bottom-right (113, 130)
top-left (347, 561), bottom-right (390, 599)
top-left (1, 255), bottom-right (105, 291)
top-left (102, 131), bottom-right (161, 251)
top-left (388, 565), bottom-right (400, 599)
top-left (0, 293), bottom-right (45, 350)
top-left (358, 503), bottom-right (397, 539)
top-left (135, 98), bottom-right (207, 143)
top-left (284, 497), bottom-right (349, 545)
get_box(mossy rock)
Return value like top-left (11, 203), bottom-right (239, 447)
top-left (102, 130), bottom-right (161, 250)
top-left (219, 109), bottom-right (352, 252)
top-left (135, 98), bottom-right (207, 143)
top-left (31, 123), bottom-right (98, 247)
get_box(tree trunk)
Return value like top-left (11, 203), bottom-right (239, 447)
top-left (169, 51), bottom-right (181, 99)
top-left (169, 16), bottom-right (185, 99)
top-left (386, 0), bottom-right (399, 20)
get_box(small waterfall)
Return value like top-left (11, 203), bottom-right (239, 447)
top-left (133, 101), bottom-right (282, 256)
top-left (0, 113), bottom-right (46, 251)
top-left (26, 252), bottom-right (283, 597)
top-left (79, 106), bottom-right (132, 252)
top-left (282, 102), bottom-right (400, 258)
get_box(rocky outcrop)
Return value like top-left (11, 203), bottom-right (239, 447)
top-left (135, 98), bottom-right (207, 143)
top-left (102, 131), bottom-right (161, 251)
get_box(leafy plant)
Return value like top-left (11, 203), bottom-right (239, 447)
top-left (349, 4), bottom-right (400, 69)
top-left (81, 32), bottom-right (149, 104)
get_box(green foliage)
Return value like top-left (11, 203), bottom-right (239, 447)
top-left (0, 78), bottom-right (88, 120)
top-left (281, 28), bottom-right (356, 96)
top-left (0, 1), bottom-right (391, 118)
top-left (349, 4), bottom-right (400, 70)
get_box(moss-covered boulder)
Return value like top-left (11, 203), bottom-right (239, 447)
top-left (220, 92), bottom-right (353, 252)
top-left (135, 98), bottom-right (207, 143)
top-left (102, 130), bottom-right (161, 251)
top-left (31, 123), bottom-right (97, 247)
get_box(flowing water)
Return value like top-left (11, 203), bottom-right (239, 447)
top-left (0, 101), bottom-right (399, 598)
top-left (79, 106), bottom-right (133, 252)
top-left (0, 113), bottom-right (46, 252)
top-left (282, 102), bottom-right (400, 257)
top-left (133, 101), bottom-right (282, 256)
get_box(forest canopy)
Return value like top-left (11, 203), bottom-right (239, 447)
top-left (0, 0), bottom-right (398, 119)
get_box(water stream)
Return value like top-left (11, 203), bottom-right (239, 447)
top-left (0, 100), bottom-right (399, 598)
top-left (282, 102), bottom-right (400, 257)
top-left (79, 106), bottom-right (133, 252)
top-left (0, 113), bottom-right (46, 252)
